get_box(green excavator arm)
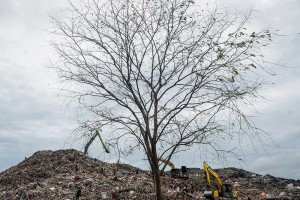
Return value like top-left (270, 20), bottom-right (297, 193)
top-left (96, 129), bottom-right (110, 153)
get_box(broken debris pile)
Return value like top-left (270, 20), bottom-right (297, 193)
top-left (209, 168), bottom-right (300, 200)
top-left (0, 149), bottom-right (300, 199)
top-left (0, 149), bottom-right (154, 199)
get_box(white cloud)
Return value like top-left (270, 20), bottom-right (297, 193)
top-left (0, 0), bottom-right (75, 172)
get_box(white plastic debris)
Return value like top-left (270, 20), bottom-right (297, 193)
top-left (265, 194), bottom-right (272, 199)
top-left (278, 192), bottom-right (286, 197)
top-left (49, 187), bottom-right (55, 191)
top-left (287, 183), bottom-right (294, 189)
top-left (101, 192), bottom-right (107, 199)
top-left (42, 179), bottom-right (49, 186)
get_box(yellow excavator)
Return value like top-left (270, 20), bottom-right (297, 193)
top-left (159, 158), bottom-right (189, 179)
top-left (203, 162), bottom-right (238, 200)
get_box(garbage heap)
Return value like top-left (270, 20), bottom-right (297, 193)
top-left (0, 149), bottom-right (300, 199)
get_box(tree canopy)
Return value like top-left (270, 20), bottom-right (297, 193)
top-left (50, 0), bottom-right (276, 198)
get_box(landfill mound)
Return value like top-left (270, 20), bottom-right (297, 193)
top-left (0, 149), bottom-right (299, 199)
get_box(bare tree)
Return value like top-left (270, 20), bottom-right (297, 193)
top-left (50, 0), bottom-right (275, 198)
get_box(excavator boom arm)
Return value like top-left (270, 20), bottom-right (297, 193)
top-left (96, 129), bottom-right (110, 153)
top-left (158, 158), bottom-right (175, 169)
top-left (203, 162), bottom-right (223, 195)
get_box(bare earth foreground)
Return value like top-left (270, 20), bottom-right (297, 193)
top-left (0, 149), bottom-right (299, 200)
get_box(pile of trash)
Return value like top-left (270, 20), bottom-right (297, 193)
top-left (0, 149), bottom-right (299, 199)
top-left (0, 149), bottom-right (155, 199)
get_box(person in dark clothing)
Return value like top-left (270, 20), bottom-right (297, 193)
top-left (75, 187), bottom-right (81, 200)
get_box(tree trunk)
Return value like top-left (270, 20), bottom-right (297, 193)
top-left (150, 144), bottom-right (163, 200)
top-left (153, 162), bottom-right (163, 200)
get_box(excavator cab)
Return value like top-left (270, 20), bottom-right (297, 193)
top-left (159, 158), bottom-right (189, 179)
top-left (171, 166), bottom-right (189, 179)
top-left (178, 166), bottom-right (189, 179)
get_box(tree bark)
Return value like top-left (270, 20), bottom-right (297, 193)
top-left (153, 161), bottom-right (163, 200)
top-left (150, 143), bottom-right (163, 200)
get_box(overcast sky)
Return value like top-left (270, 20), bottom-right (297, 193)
top-left (0, 0), bottom-right (299, 179)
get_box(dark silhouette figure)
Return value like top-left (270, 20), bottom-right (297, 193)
top-left (75, 188), bottom-right (81, 200)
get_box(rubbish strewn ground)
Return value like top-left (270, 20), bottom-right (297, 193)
top-left (0, 149), bottom-right (299, 199)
